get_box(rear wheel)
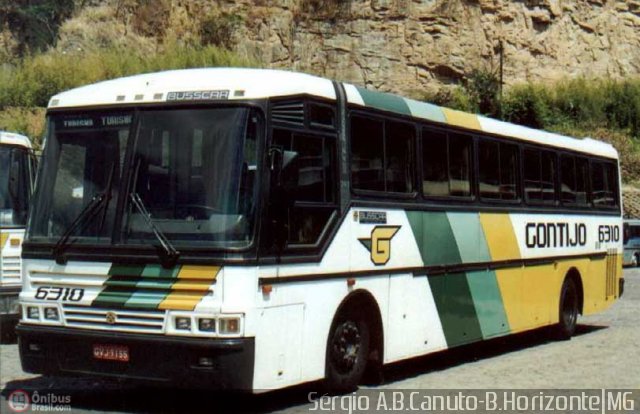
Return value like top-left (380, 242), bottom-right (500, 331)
top-left (325, 308), bottom-right (370, 393)
top-left (633, 253), bottom-right (640, 268)
top-left (554, 277), bottom-right (579, 340)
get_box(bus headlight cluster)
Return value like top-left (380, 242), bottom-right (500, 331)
top-left (23, 304), bottom-right (62, 324)
top-left (26, 306), bottom-right (39, 320)
top-left (170, 314), bottom-right (242, 336)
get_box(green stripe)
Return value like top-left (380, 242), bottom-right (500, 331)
top-left (141, 264), bottom-right (180, 278)
top-left (356, 86), bottom-right (411, 115)
top-left (124, 290), bottom-right (171, 309)
top-left (447, 212), bottom-right (491, 263)
top-left (405, 98), bottom-right (446, 123)
top-left (428, 272), bottom-right (483, 347)
top-left (465, 270), bottom-right (510, 338)
top-left (108, 264), bottom-right (145, 277)
top-left (92, 288), bottom-right (134, 309)
top-left (407, 211), bottom-right (461, 266)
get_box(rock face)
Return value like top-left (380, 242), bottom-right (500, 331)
top-left (216, 0), bottom-right (640, 98)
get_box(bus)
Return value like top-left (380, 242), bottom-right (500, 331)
top-left (623, 219), bottom-right (640, 267)
top-left (1, 131), bottom-right (36, 339)
top-left (18, 68), bottom-right (623, 391)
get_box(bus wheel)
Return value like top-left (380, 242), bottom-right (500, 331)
top-left (554, 277), bottom-right (579, 340)
top-left (325, 308), bottom-right (370, 393)
top-left (633, 253), bottom-right (640, 268)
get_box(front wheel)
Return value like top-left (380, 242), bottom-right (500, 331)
top-left (554, 277), bottom-right (579, 340)
top-left (325, 310), bottom-right (370, 393)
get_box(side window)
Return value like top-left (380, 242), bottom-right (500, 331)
top-left (478, 139), bottom-right (520, 201)
top-left (350, 114), bottom-right (415, 194)
top-left (385, 121), bottom-right (415, 193)
top-left (351, 116), bottom-right (384, 191)
top-left (561, 155), bottom-right (589, 206)
top-left (591, 160), bottom-right (618, 208)
top-left (560, 155), bottom-right (576, 204)
top-left (422, 129), bottom-right (472, 197)
top-left (524, 148), bottom-right (557, 204)
top-left (273, 129), bottom-right (336, 245)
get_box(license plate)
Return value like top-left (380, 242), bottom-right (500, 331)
top-left (93, 344), bottom-right (130, 362)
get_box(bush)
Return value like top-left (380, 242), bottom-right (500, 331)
top-left (200, 13), bottom-right (243, 49)
top-left (501, 84), bottom-right (551, 129)
top-left (0, 41), bottom-right (257, 108)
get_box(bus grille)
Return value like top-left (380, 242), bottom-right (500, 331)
top-left (605, 249), bottom-right (617, 298)
top-left (0, 255), bottom-right (21, 285)
top-left (62, 304), bottom-right (166, 334)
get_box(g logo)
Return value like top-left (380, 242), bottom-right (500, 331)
top-left (359, 226), bottom-right (401, 265)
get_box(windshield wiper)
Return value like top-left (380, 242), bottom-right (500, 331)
top-left (129, 192), bottom-right (180, 268)
top-left (52, 164), bottom-right (116, 265)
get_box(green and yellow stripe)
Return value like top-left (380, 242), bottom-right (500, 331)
top-left (92, 264), bottom-right (219, 311)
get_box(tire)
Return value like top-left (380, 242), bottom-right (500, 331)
top-left (634, 253), bottom-right (640, 268)
top-left (325, 307), bottom-right (370, 393)
top-left (554, 277), bottom-right (579, 340)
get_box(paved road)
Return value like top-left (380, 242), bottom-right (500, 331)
top-left (1, 268), bottom-right (638, 413)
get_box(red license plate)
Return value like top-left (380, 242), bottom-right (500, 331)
top-left (93, 344), bottom-right (130, 362)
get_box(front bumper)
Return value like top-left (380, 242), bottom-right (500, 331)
top-left (17, 324), bottom-right (255, 390)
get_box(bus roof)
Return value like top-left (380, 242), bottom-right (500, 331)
top-left (0, 131), bottom-right (32, 149)
top-left (48, 67), bottom-right (617, 159)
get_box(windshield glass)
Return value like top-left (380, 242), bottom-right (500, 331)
top-left (122, 107), bottom-right (259, 248)
top-left (28, 112), bottom-right (132, 241)
top-left (0, 145), bottom-right (32, 227)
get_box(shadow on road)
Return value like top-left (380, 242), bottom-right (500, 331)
top-left (382, 324), bottom-right (607, 384)
top-left (1, 324), bottom-right (608, 413)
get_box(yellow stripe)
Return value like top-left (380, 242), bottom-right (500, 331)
top-left (158, 266), bottom-right (220, 310)
top-left (479, 213), bottom-right (521, 261)
top-left (158, 292), bottom-right (210, 311)
top-left (442, 108), bottom-right (482, 131)
top-left (0, 233), bottom-right (8, 249)
top-left (177, 265), bottom-right (220, 280)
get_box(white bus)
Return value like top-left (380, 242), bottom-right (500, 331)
top-left (1, 131), bottom-right (36, 339)
top-left (18, 68), bottom-right (623, 391)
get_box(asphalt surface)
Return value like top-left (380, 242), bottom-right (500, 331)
top-left (1, 268), bottom-right (638, 413)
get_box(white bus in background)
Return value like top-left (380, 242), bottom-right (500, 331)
top-left (623, 219), bottom-right (640, 267)
top-left (0, 131), bottom-right (36, 340)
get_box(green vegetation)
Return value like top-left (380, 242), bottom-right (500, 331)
top-left (0, 40), bottom-right (257, 146)
top-left (424, 73), bottom-right (640, 185)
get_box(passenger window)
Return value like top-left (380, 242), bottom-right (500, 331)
top-left (479, 140), bottom-right (520, 201)
top-left (422, 129), bottom-right (472, 197)
top-left (351, 116), bottom-right (384, 191)
top-left (560, 155), bottom-right (589, 206)
top-left (273, 130), bottom-right (336, 245)
top-left (524, 148), bottom-right (556, 204)
top-left (385, 121), bottom-right (415, 193)
top-left (350, 115), bottom-right (415, 194)
top-left (591, 161), bottom-right (618, 208)
top-left (560, 155), bottom-right (576, 204)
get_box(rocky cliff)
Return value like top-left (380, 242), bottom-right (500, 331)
top-left (6, 0), bottom-right (640, 98)
top-left (220, 0), bottom-right (640, 97)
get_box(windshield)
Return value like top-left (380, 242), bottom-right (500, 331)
top-left (29, 112), bottom-right (131, 241)
top-left (28, 107), bottom-right (260, 251)
top-left (0, 145), bottom-right (33, 227)
top-left (122, 107), bottom-right (259, 248)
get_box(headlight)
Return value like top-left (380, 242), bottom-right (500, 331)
top-left (198, 318), bottom-right (215, 332)
top-left (44, 307), bottom-right (59, 321)
top-left (27, 306), bottom-right (40, 320)
top-left (175, 317), bottom-right (191, 330)
top-left (218, 317), bottom-right (240, 334)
